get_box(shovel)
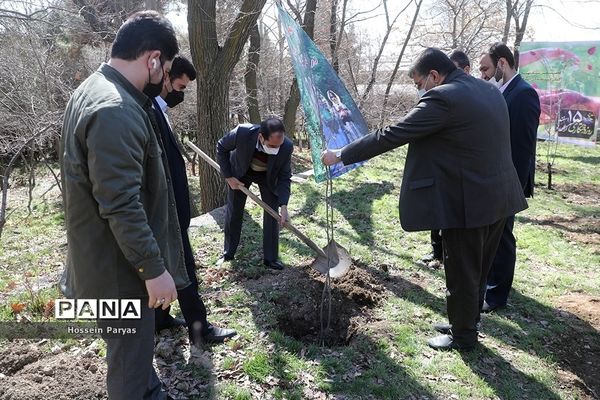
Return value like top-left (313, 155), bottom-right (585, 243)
top-left (185, 140), bottom-right (351, 278)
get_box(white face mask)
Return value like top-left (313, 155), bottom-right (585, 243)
top-left (417, 74), bottom-right (431, 98)
top-left (260, 140), bottom-right (280, 155)
top-left (489, 63), bottom-right (504, 88)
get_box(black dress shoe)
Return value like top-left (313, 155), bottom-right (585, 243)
top-left (203, 325), bottom-right (237, 344)
top-left (432, 322), bottom-right (481, 334)
top-left (264, 260), bottom-right (284, 270)
top-left (216, 254), bottom-right (234, 266)
top-left (427, 334), bottom-right (476, 351)
top-left (421, 253), bottom-right (443, 263)
top-left (433, 322), bottom-right (452, 334)
top-left (481, 300), bottom-right (505, 313)
top-left (156, 316), bottom-right (186, 333)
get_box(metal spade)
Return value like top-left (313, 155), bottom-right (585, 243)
top-left (186, 140), bottom-right (352, 278)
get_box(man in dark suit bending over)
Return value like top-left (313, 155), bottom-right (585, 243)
top-left (322, 48), bottom-right (527, 350)
top-left (216, 118), bottom-right (293, 270)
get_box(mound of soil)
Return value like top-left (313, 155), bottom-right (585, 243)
top-left (0, 343), bottom-right (107, 400)
top-left (269, 264), bottom-right (385, 346)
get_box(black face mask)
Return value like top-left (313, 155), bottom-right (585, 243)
top-left (143, 60), bottom-right (164, 98)
top-left (165, 89), bottom-right (184, 108)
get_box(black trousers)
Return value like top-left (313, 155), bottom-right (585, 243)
top-left (431, 229), bottom-right (443, 259)
top-left (100, 302), bottom-right (166, 400)
top-left (441, 218), bottom-right (505, 345)
top-left (224, 170), bottom-right (280, 262)
top-left (485, 215), bottom-right (516, 307)
top-left (155, 228), bottom-right (209, 342)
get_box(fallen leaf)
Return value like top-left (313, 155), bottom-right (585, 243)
top-left (11, 302), bottom-right (26, 314)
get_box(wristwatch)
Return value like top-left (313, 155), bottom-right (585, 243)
top-left (335, 149), bottom-right (342, 161)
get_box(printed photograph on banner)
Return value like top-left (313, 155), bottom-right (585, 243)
top-left (519, 42), bottom-right (600, 145)
top-left (277, 3), bottom-right (368, 182)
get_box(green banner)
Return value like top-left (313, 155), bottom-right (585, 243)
top-left (277, 3), bottom-right (368, 182)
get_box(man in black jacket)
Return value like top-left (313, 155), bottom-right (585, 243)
top-left (151, 56), bottom-right (236, 344)
top-left (322, 48), bottom-right (527, 350)
top-left (479, 43), bottom-right (541, 312)
top-left (216, 118), bottom-right (293, 270)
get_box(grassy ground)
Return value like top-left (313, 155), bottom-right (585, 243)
top-left (0, 142), bottom-right (598, 399)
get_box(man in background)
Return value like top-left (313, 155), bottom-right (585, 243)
top-left (152, 55), bottom-right (236, 343)
top-left (61, 11), bottom-right (185, 399)
top-left (479, 43), bottom-right (541, 312)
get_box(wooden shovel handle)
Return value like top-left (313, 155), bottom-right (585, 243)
top-left (185, 141), bottom-right (327, 258)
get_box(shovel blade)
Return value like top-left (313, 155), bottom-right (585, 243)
top-left (311, 240), bottom-right (352, 278)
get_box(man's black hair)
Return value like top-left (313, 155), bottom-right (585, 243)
top-left (260, 117), bottom-right (285, 140)
top-left (449, 50), bottom-right (470, 69)
top-left (409, 48), bottom-right (457, 78)
top-left (170, 56), bottom-right (197, 81)
top-left (488, 42), bottom-right (516, 68)
top-left (110, 11), bottom-right (179, 63)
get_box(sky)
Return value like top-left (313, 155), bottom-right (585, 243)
top-left (528, 0), bottom-right (600, 42)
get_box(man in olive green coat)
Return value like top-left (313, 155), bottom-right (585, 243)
top-left (60, 11), bottom-right (188, 399)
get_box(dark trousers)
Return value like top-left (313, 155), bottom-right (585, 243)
top-left (156, 229), bottom-right (209, 342)
top-left (100, 302), bottom-right (166, 400)
top-left (431, 229), bottom-right (443, 259)
top-left (441, 218), bottom-right (505, 345)
top-left (485, 215), bottom-right (516, 307)
top-left (224, 171), bottom-right (280, 262)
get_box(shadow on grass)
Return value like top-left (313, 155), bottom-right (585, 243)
top-left (481, 290), bottom-right (599, 398)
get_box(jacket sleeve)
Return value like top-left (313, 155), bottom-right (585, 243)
top-left (509, 87), bottom-right (541, 188)
top-left (216, 126), bottom-right (239, 178)
top-left (85, 106), bottom-right (166, 281)
top-left (341, 90), bottom-right (450, 165)
top-left (276, 144), bottom-right (293, 206)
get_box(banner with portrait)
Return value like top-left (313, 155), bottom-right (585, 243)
top-left (277, 3), bottom-right (368, 182)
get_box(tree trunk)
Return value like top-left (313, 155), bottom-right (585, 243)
top-left (194, 75), bottom-right (230, 212)
top-left (283, 79), bottom-right (301, 138)
top-left (245, 22), bottom-right (261, 123)
top-left (188, 0), bottom-right (267, 212)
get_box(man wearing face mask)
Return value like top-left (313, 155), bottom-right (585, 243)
top-left (216, 118), bottom-right (293, 270)
top-left (60, 11), bottom-right (188, 399)
top-left (321, 48), bottom-right (527, 350)
top-left (480, 43), bottom-right (541, 312)
top-left (151, 55), bottom-right (237, 343)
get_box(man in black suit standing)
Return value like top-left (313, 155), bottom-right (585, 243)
top-left (322, 48), bottom-right (527, 350)
top-left (152, 56), bottom-right (236, 344)
top-left (479, 43), bottom-right (541, 312)
top-left (216, 118), bottom-right (293, 271)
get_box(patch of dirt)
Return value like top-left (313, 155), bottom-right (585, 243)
top-left (558, 294), bottom-right (600, 331)
top-left (0, 343), bottom-right (107, 400)
top-left (555, 182), bottom-right (600, 207)
top-left (549, 294), bottom-right (600, 398)
top-left (267, 264), bottom-right (385, 346)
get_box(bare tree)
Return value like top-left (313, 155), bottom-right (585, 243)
top-left (188, 0), bottom-right (267, 212)
top-left (359, 0), bottom-right (412, 104)
top-left (380, 0), bottom-right (423, 125)
top-left (245, 21), bottom-right (261, 123)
